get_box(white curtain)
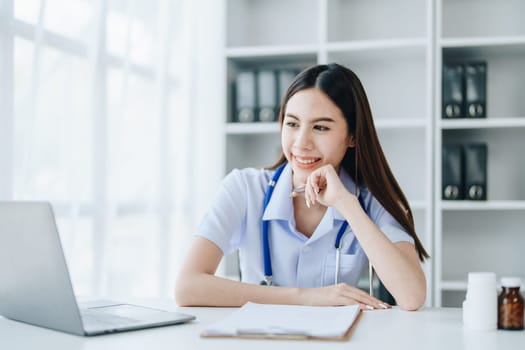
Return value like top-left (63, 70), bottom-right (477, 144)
top-left (0, 0), bottom-right (225, 298)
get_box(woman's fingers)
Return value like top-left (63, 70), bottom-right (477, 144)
top-left (303, 164), bottom-right (348, 208)
top-left (305, 169), bottom-right (327, 206)
top-left (300, 284), bottom-right (391, 309)
top-left (335, 283), bottom-right (391, 310)
top-left (351, 292), bottom-right (391, 310)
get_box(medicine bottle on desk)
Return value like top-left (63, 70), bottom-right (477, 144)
top-left (498, 277), bottom-right (524, 330)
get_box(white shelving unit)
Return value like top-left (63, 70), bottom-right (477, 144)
top-left (223, 0), bottom-right (434, 305)
top-left (434, 0), bottom-right (525, 306)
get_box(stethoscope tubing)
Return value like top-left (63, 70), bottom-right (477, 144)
top-left (261, 163), bottom-right (352, 286)
top-left (261, 164), bottom-right (286, 283)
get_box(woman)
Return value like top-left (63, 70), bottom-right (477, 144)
top-left (176, 63), bottom-right (428, 311)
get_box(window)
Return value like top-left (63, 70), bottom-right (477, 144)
top-left (0, 0), bottom-right (215, 298)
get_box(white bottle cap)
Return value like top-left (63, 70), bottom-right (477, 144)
top-left (501, 277), bottom-right (522, 288)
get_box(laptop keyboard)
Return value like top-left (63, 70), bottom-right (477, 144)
top-left (81, 310), bottom-right (143, 328)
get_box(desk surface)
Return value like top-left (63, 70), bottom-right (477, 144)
top-left (1, 299), bottom-right (523, 350)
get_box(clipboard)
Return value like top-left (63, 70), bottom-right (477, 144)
top-left (201, 302), bottom-right (362, 341)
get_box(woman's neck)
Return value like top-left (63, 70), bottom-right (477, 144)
top-left (293, 196), bottom-right (327, 238)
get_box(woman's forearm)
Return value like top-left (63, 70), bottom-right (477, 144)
top-left (335, 194), bottom-right (426, 311)
top-left (175, 270), bottom-right (393, 309)
top-left (175, 272), bottom-right (301, 307)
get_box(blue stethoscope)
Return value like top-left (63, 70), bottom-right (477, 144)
top-left (261, 163), bottom-right (365, 287)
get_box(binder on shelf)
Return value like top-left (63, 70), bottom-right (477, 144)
top-left (256, 70), bottom-right (277, 122)
top-left (442, 144), bottom-right (464, 200)
top-left (235, 71), bottom-right (256, 123)
top-left (464, 143), bottom-right (487, 200)
top-left (442, 63), bottom-right (465, 119)
top-left (277, 69), bottom-right (297, 114)
top-left (465, 62), bottom-right (487, 118)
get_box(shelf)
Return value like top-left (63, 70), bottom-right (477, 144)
top-left (375, 118), bottom-right (427, 129)
top-left (440, 280), bottom-right (467, 291)
top-left (223, 0), bottom-right (525, 309)
top-left (432, 0), bottom-right (524, 308)
top-left (326, 38), bottom-right (427, 52)
top-left (226, 122), bottom-right (279, 135)
top-left (226, 45), bottom-right (318, 59)
top-left (329, 45), bottom-right (427, 64)
top-left (440, 117), bottom-right (525, 130)
top-left (440, 36), bottom-right (525, 48)
top-left (441, 280), bottom-right (525, 291)
top-left (440, 200), bottom-right (525, 211)
top-left (441, 37), bottom-right (525, 58)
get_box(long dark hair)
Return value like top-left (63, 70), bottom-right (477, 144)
top-left (270, 63), bottom-right (429, 261)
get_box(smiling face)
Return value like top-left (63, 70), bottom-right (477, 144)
top-left (281, 87), bottom-right (355, 187)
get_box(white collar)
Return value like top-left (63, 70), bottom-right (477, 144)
top-left (262, 163), bottom-right (364, 223)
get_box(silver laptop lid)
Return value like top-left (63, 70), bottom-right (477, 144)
top-left (0, 201), bottom-right (84, 335)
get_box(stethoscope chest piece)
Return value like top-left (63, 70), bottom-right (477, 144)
top-left (260, 276), bottom-right (272, 286)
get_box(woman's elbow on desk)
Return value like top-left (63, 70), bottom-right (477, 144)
top-left (397, 299), bottom-right (424, 312)
top-left (175, 270), bottom-right (211, 306)
top-left (174, 276), bottom-right (194, 306)
top-left (395, 284), bottom-right (427, 311)
top-left (175, 237), bottom-right (225, 306)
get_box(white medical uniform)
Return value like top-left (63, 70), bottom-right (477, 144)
top-left (197, 163), bottom-right (414, 288)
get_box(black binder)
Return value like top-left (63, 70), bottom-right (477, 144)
top-left (256, 70), bottom-right (277, 122)
top-left (442, 63), bottom-right (465, 118)
top-left (277, 69), bottom-right (296, 113)
top-left (442, 144), bottom-right (464, 200)
top-left (463, 143), bottom-right (487, 200)
top-left (235, 71), bottom-right (256, 123)
top-left (465, 62), bottom-right (487, 118)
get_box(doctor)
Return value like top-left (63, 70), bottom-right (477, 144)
top-left (176, 63), bottom-right (428, 311)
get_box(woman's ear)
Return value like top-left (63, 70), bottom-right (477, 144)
top-left (347, 135), bottom-right (356, 148)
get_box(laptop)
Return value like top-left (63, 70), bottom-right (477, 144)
top-left (0, 201), bottom-right (195, 336)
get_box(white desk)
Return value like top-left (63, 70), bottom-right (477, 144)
top-left (0, 299), bottom-right (523, 350)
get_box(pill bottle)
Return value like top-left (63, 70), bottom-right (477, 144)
top-left (497, 277), bottom-right (524, 330)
